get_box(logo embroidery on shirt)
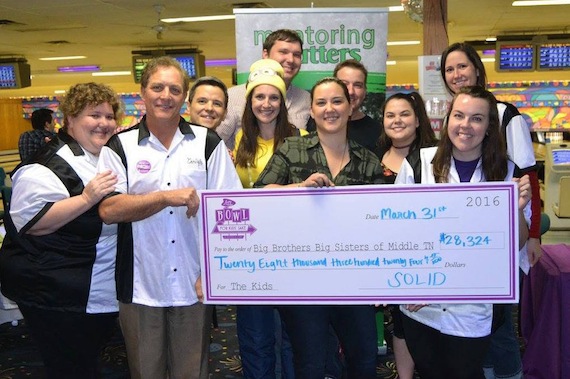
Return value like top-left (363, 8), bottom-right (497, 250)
top-left (187, 157), bottom-right (204, 168)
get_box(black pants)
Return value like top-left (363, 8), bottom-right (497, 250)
top-left (402, 313), bottom-right (491, 379)
top-left (18, 304), bottom-right (117, 379)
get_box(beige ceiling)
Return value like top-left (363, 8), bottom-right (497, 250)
top-left (1, 0), bottom-right (570, 97)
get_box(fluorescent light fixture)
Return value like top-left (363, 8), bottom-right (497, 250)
top-left (387, 60), bottom-right (397, 65)
top-left (54, 90), bottom-right (66, 94)
top-left (92, 71), bottom-right (131, 77)
top-left (58, 65), bottom-right (100, 73)
top-left (162, 15), bottom-right (235, 23)
top-left (163, 7), bottom-right (404, 23)
top-left (481, 57), bottom-right (496, 63)
top-left (482, 49), bottom-right (496, 55)
top-left (205, 59), bottom-right (236, 67)
top-left (39, 56), bottom-right (86, 61)
top-left (387, 40), bottom-right (421, 46)
top-left (486, 37), bottom-right (497, 42)
top-left (513, 0), bottom-right (570, 5)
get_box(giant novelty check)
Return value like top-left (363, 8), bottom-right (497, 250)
top-left (198, 182), bottom-right (520, 304)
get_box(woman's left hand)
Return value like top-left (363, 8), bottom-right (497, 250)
top-left (300, 172), bottom-right (334, 188)
top-left (82, 170), bottom-right (118, 207)
top-left (404, 304), bottom-right (428, 312)
top-left (513, 174), bottom-right (531, 210)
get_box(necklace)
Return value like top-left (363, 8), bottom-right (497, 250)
top-left (392, 142), bottom-right (413, 149)
top-left (337, 141), bottom-right (348, 177)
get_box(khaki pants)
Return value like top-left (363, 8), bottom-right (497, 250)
top-left (119, 302), bottom-right (212, 379)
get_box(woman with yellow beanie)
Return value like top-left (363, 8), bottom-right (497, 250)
top-left (234, 58), bottom-right (305, 379)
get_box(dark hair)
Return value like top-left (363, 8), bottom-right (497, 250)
top-left (440, 42), bottom-right (487, 94)
top-left (433, 86), bottom-right (507, 182)
top-left (440, 42), bottom-right (487, 95)
top-left (140, 56), bottom-right (190, 94)
top-left (333, 59), bottom-right (368, 84)
top-left (310, 77), bottom-right (350, 104)
top-left (59, 82), bottom-right (123, 130)
top-left (188, 76), bottom-right (229, 109)
top-left (235, 86), bottom-right (296, 168)
top-left (263, 29), bottom-right (303, 53)
top-left (378, 92), bottom-right (437, 154)
top-left (31, 108), bottom-right (54, 130)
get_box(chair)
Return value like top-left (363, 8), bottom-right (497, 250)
top-left (0, 167), bottom-right (5, 187)
top-left (1, 185), bottom-right (12, 223)
top-left (541, 213), bottom-right (551, 236)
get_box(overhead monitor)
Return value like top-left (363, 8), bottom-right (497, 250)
top-left (0, 61), bottom-right (31, 89)
top-left (132, 53), bottom-right (205, 83)
top-left (495, 41), bottom-right (535, 71)
top-left (537, 42), bottom-right (570, 70)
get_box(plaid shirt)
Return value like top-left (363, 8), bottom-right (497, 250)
top-left (254, 132), bottom-right (388, 187)
top-left (18, 129), bottom-right (55, 161)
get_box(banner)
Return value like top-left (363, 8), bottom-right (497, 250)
top-left (234, 8), bottom-right (388, 119)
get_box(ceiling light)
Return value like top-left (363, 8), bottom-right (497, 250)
top-left (512, 0), bottom-right (570, 5)
top-left (58, 65), bottom-right (100, 72)
top-left (387, 60), bottom-right (397, 65)
top-left (481, 57), bottom-right (496, 63)
top-left (161, 15), bottom-right (235, 23)
top-left (162, 6), bottom-right (404, 23)
top-left (39, 56), bottom-right (86, 61)
top-left (54, 90), bottom-right (66, 94)
top-left (92, 71), bottom-right (131, 77)
top-left (486, 37), bottom-right (497, 42)
top-left (387, 40), bottom-right (421, 46)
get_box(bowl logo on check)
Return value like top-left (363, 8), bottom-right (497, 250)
top-left (211, 198), bottom-right (257, 240)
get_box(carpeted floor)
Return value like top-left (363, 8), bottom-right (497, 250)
top-left (0, 305), bottom-right (408, 379)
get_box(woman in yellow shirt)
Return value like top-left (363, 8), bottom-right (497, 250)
top-left (233, 58), bottom-right (306, 379)
top-left (234, 58), bottom-right (306, 188)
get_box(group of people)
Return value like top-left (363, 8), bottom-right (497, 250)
top-left (0, 28), bottom-right (540, 379)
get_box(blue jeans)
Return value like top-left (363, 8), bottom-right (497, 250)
top-left (483, 304), bottom-right (523, 379)
top-left (237, 305), bottom-right (294, 379)
top-left (279, 305), bottom-right (377, 379)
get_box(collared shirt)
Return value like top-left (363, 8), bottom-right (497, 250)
top-left (498, 102), bottom-right (535, 170)
top-left (216, 83), bottom-right (311, 150)
top-left (8, 131), bottom-right (118, 314)
top-left (97, 117), bottom-right (242, 307)
top-left (18, 129), bottom-right (55, 161)
top-left (254, 132), bottom-right (387, 187)
top-left (396, 146), bottom-right (531, 338)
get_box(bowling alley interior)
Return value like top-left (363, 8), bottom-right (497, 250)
top-left (0, 1), bottom-right (569, 378)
